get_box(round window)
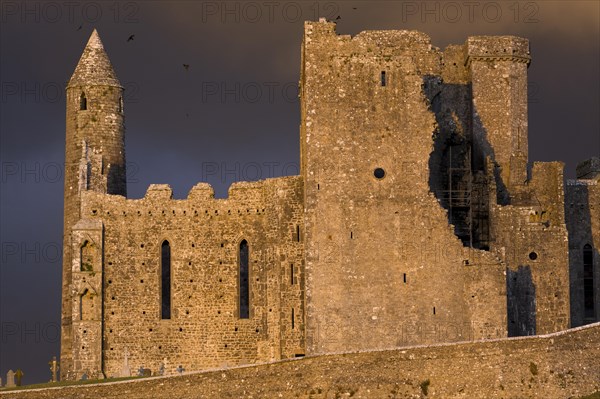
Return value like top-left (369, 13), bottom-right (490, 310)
top-left (529, 252), bottom-right (538, 261)
top-left (374, 168), bottom-right (386, 179)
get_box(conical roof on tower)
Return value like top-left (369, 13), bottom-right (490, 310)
top-left (68, 29), bottom-right (121, 88)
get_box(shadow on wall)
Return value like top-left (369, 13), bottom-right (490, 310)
top-left (506, 265), bottom-right (536, 336)
top-left (424, 75), bottom-right (502, 249)
top-left (586, 245), bottom-right (599, 324)
top-left (107, 164), bottom-right (126, 196)
top-left (566, 183), bottom-right (599, 327)
top-left (423, 74), bottom-right (538, 337)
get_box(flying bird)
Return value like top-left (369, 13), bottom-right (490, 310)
top-left (336, 15), bottom-right (341, 20)
top-left (352, 7), bottom-right (358, 10)
top-left (76, 24), bottom-right (83, 31)
top-left (127, 34), bottom-right (135, 42)
top-left (183, 64), bottom-right (190, 71)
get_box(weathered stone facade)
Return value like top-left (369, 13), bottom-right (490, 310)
top-left (567, 158), bottom-right (600, 327)
top-left (59, 23), bottom-right (599, 380)
top-left (8, 323), bottom-right (600, 398)
top-left (61, 30), bottom-right (127, 380)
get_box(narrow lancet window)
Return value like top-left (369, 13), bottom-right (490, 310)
top-left (381, 71), bottom-right (387, 86)
top-left (239, 240), bottom-right (249, 319)
top-left (80, 241), bottom-right (94, 272)
top-left (161, 240), bottom-right (171, 319)
top-left (291, 308), bottom-right (295, 329)
top-left (80, 92), bottom-right (87, 110)
top-left (584, 244), bottom-right (595, 319)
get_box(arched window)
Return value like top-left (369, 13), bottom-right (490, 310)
top-left (80, 92), bottom-right (87, 110)
top-left (80, 241), bottom-right (94, 272)
top-left (161, 240), bottom-right (171, 319)
top-left (584, 244), bottom-right (595, 319)
top-left (239, 240), bottom-right (249, 319)
top-left (118, 96), bottom-right (123, 113)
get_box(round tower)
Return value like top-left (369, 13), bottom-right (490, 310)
top-left (61, 29), bottom-right (126, 380)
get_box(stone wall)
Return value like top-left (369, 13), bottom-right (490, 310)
top-left (490, 162), bottom-right (571, 335)
top-left (69, 176), bottom-right (305, 379)
top-left (566, 158), bottom-right (600, 327)
top-left (4, 323), bottom-right (599, 399)
top-left (300, 20), bottom-right (509, 355)
top-left (467, 35), bottom-right (530, 202)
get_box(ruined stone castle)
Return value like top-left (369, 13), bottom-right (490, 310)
top-left (59, 20), bottom-right (599, 380)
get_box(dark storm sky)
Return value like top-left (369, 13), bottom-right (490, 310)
top-left (0, 1), bottom-right (598, 384)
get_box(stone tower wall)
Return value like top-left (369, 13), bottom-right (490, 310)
top-left (300, 20), bottom-right (507, 355)
top-left (62, 57), bottom-right (126, 379)
top-left (467, 35), bottom-right (530, 202)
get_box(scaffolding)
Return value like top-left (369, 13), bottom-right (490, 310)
top-left (443, 144), bottom-right (490, 249)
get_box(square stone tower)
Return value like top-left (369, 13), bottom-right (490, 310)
top-left (299, 20), bottom-right (510, 354)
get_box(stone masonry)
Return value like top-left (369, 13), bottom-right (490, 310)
top-left (59, 22), bottom-right (599, 380)
top-left (567, 158), bottom-right (600, 327)
top-left (6, 323), bottom-right (600, 398)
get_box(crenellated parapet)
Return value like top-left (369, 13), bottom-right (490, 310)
top-left (71, 175), bottom-right (305, 377)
